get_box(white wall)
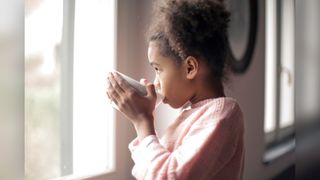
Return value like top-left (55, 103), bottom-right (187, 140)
top-left (295, 0), bottom-right (320, 178)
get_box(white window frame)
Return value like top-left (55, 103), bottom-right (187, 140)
top-left (264, 0), bottom-right (296, 163)
top-left (25, 0), bottom-right (134, 179)
top-left (60, 0), bottom-right (74, 176)
top-left (58, 0), bottom-right (132, 179)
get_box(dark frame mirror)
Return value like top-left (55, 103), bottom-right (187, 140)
top-left (226, 0), bottom-right (258, 74)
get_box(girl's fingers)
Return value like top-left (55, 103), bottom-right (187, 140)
top-left (146, 83), bottom-right (157, 98)
top-left (107, 88), bottom-right (121, 106)
top-left (140, 78), bottom-right (156, 98)
top-left (113, 72), bottom-right (136, 93)
top-left (107, 77), bottom-right (122, 104)
top-left (106, 90), bottom-right (112, 103)
top-left (106, 91), bottom-right (113, 104)
top-left (140, 78), bottom-right (149, 85)
top-left (108, 73), bottom-right (125, 94)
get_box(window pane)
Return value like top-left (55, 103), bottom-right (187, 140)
top-left (25, 0), bottom-right (116, 178)
top-left (264, 0), bottom-right (295, 146)
top-left (25, 0), bottom-right (63, 179)
top-left (264, 0), bottom-right (277, 134)
top-left (279, 0), bottom-right (294, 128)
top-left (72, 0), bottom-right (116, 176)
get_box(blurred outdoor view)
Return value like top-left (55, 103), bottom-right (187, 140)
top-left (25, 0), bottom-right (62, 179)
top-left (25, 0), bottom-right (116, 179)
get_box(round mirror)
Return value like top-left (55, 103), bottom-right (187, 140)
top-left (226, 0), bottom-right (258, 73)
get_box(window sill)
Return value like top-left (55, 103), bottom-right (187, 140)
top-left (263, 138), bottom-right (295, 164)
top-left (54, 169), bottom-right (114, 180)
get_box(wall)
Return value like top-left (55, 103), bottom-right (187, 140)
top-left (224, 1), bottom-right (295, 179)
top-left (295, 0), bottom-right (320, 178)
top-left (115, 0), bottom-right (160, 179)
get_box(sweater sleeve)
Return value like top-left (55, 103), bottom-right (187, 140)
top-left (128, 102), bottom-right (244, 180)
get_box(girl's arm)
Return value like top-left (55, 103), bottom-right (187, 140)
top-left (129, 103), bottom-right (244, 180)
top-left (106, 72), bottom-right (157, 141)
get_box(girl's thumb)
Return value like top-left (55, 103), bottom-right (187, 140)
top-left (140, 79), bottom-right (156, 98)
top-left (140, 78), bottom-right (148, 86)
top-left (146, 83), bottom-right (157, 98)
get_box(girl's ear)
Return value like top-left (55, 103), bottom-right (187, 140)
top-left (184, 56), bottom-right (199, 80)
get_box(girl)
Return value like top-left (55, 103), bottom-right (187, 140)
top-left (106, 0), bottom-right (244, 179)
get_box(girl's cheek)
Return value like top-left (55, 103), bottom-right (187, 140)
top-left (154, 76), bottom-right (166, 95)
top-left (153, 76), bottom-right (159, 86)
top-left (153, 77), bottom-right (161, 90)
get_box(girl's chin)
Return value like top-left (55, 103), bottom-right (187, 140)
top-left (164, 98), bottom-right (185, 109)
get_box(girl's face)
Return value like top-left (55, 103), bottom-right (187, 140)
top-left (148, 42), bottom-right (193, 108)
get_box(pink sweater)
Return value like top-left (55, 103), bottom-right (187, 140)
top-left (128, 97), bottom-right (245, 180)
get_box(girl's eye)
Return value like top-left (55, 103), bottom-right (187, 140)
top-left (154, 67), bottom-right (160, 72)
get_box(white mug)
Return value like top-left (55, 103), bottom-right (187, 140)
top-left (107, 71), bottom-right (163, 110)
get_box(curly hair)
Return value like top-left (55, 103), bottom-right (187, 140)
top-left (147, 0), bottom-right (230, 82)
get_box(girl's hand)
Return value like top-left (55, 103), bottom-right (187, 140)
top-left (106, 72), bottom-right (157, 140)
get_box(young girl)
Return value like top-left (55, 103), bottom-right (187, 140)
top-left (106, 0), bottom-right (244, 179)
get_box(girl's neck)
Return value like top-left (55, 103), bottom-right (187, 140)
top-left (189, 80), bottom-right (225, 105)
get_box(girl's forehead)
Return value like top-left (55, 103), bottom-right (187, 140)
top-left (148, 42), bottom-right (160, 55)
top-left (148, 43), bottom-right (162, 63)
top-left (148, 41), bottom-right (181, 68)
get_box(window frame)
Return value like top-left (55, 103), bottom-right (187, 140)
top-left (263, 0), bottom-right (296, 163)
top-left (58, 0), bottom-right (127, 179)
top-left (25, 0), bottom-right (134, 179)
top-left (60, 0), bottom-right (75, 176)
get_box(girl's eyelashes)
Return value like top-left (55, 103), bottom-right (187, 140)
top-left (154, 67), bottom-right (161, 73)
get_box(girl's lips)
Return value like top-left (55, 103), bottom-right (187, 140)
top-left (162, 97), bottom-right (167, 104)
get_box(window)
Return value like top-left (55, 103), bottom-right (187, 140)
top-left (25, 0), bottom-right (116, 179)
top-left (72, 0), bottom-right (116, 177)
top-left (264, 0), bottom-right (295, 162)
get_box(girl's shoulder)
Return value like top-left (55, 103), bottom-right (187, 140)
top-left (188, 97), bottom-right (243, 126)
top-left (218, 97), bottom-right (242, 114)
top-left (190, 97), bottom-right (241, 114)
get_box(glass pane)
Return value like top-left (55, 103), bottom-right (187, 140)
top-left (25, 0), bottom-right (63, 179)
top-left (279, 0), bottom-right (294, 128)
top-left (72, 0), bottom-right (116, 177)
top-left (25, 0), bottom-right (116, 178)
top-left (264, 0), bottom-right (277, 134)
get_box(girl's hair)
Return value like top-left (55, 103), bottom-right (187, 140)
top-left (147, 0), bottom-right (230, 82)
